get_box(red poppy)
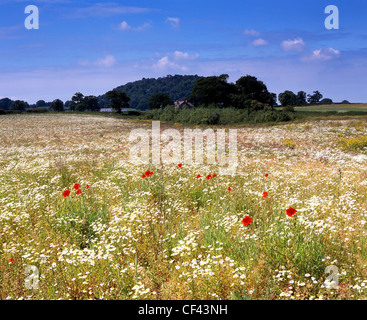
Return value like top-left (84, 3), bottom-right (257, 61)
top-left (286, 206), bottom-right (297, 217)
top-left (76, 189), bottom-right (82, 195)
top-left (206, 174), bottom-right (212, 180)
top-left (62, 190), bottom-right (70, 197)
top-left (178, 163), bottom-right (182, 168)
top-left (262, 191), bottom-right (268, 198)
top-left (85, 185), bottom-right (90, 189)
top-left (212, 173), bottom-right (217, 178)
top-left (150, 171), bottom-right (154, 176)
top-left (227, 187), bottom-right (232, 191)
top-left (196, 174), bottom-right (201, 179)
top-left (73, 183), bottom-right (80, 190)
top-left (242, 216), bottom-right (253, 226)
top-left (265, 173), bottom-right (269, 177)
top-left (145, 170), bottom-right (151, 176)
top-left (9, 258), bottom-right (14, 264)
top-left (142, 174), bottom-right (147, 178)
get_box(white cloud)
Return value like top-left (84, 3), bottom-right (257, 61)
top-left (166, 17), bottom-right (180, 30)
top-left (119, 21), bottom-right (131, 30)
top-left (303, 48), bottom-right (340, 62)
top-left (118, 21), bottom-right (150, 31)
top-left (152, 56), bottom-right (187, 71)
top-left (173, 51), bottom-right (199, 60)
top-left (95, 55), bottom-right (117, 67)
top-left (281, 38), bottom-right (306, 52)
top-left (252, 38), bottom-right (268, 47)
top-left (79, 55), bottom-right (117, 68)
top-left (244, 29), bottom-right (260, 37)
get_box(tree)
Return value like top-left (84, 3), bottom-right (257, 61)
top-left (190, 74), bottom-right (236, 107)
top-left (71, 92), bottom-right (85, 112)
top-left (64, 100), bottom-right (71, 111)
top-left (234, 75), bottom-right (276, 107)
top-left (10, 100), bottom-right (29, 112)
top-left (296, 91), bottom-right (307, 106)
top-left (83, 95), bottom-right (100, 112)
top-left (50, 99), bottom-right (64, 112)
top-left (0, 98), bottom-right (13, 110)
top-left (319, 98), bottom-right (333, 105)
top-left (307, 91), bottom-right (323, 105)
top-left (278, 91), bottom-right (297, 106)
top-left (105, 90), bottom-right (130, 113)
top-left (36, 100), bottom-right (46, 108)
top-left (148, 93), bottom-right (173, 109)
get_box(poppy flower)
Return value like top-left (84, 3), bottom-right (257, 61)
top-left (242, 216), bottom-right (253, 226)
top-left (196, 174), bottom-right (201, 179)
top-left (85, 185), bottom-right (90, 189)
top-left (227, 187), bottom-right (232, 191)
top-left (212, 173), bottom-right (217, 178)
top-left (206, 174), bottom-right (212, 180)
top-left (145, 170), bottom-right (151, 176)
top-left (76, 189), bottom-right (82, 195)
top-left (262, 191), bottom-right (268, 198)
top-left (62, 190), bottom-right (70, 197)
top-left (9, 258), bottom-right (14, 264)
top-left (178, 163), bottom-right (182, 168)
top-left (149, 171), bottom-right (154, 176)
top-left (142, 174), bottom-right (147, 178)
top-left (286, 206), bottom-right (297, 217)
top-left (265, 173), bottom-right (269, 177)
top-left (73, 183), bottom-right (80, 190)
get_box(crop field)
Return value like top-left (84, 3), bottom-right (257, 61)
top-left (294, 104), bottom-right (367, 113)
top-left (1, 114), bottom-right (367, 300)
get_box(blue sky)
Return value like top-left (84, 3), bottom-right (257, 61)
top-left (0, 0), bottom-right (366, 103)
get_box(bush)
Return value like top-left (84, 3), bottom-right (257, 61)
top-left (26, 108), bottom-right (48, 113)
top-left (0, 108), bottom-right (6, 115)
top-left (283, 105), bottom-right (295, 113)
top-left (140, 107), bottom-right (294, 125)
top-left (5, 110), bottom-right (22, 114)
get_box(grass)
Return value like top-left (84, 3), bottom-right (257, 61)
top-left (0, 114), bottom-right (367, 300)
top-left (294, 104), bottom-right (367, 113)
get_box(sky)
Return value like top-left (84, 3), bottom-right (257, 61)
top-left (0, 0), bottom-right (366, 104)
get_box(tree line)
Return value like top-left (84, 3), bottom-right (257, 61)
top-left (0, 74), bottom-right (345, 114)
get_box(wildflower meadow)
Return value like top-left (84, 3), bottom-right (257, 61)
top-left (1, 114), bottom-right (367, 300)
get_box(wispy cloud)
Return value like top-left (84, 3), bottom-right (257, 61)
top-left (166, 17), bottom-right (180, 30)
top-left (70, 3), bottom-right (153, 18)
top-left (118, 21), bottom-right (151, 31)
top-left (79, 54), bottom-right (117, 68)
top-left (303, 48), bottom-right (340, 62)
top-left (244, 29), bottom-right (260, 37)
top-left (252, 38), bottom-right (268, 47)
top-left (281, 38), bottom-right (306, 52)
top-left (173, 51), bottom-right (199, 60)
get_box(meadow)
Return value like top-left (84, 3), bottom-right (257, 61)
top-left (294, 103), bottom-right (367, 113)
top-left (1, 113), bottom-right (367, 300)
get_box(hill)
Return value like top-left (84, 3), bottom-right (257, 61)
top-left (99, 74), bottom-right (202, 110)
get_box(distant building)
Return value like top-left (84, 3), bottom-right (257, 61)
top-left (100, 108), bottom-right (113, 112)
top-left (174, 100), bottom-right (194, 108)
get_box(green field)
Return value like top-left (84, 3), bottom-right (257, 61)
top-left (293, 104), bottom-right (367, 113)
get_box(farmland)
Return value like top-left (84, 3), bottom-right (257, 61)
top-left (1, 113), bottom-right (367, 300)
top-left (294, 103), bottom-right (367, 113)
